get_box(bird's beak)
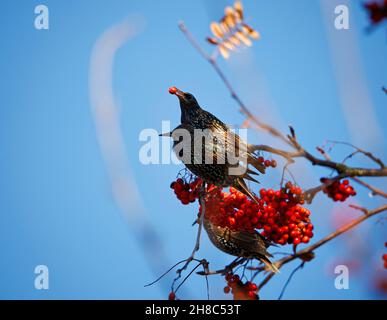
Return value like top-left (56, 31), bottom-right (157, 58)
top-left (174, 88), bottom-right (186, 101)
top-left (169, 86), bottom-right (186, 102)
top-left (159, 132), bottom-right (172, 137)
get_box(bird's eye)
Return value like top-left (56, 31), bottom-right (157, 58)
top-left (185, 94), bottom-right (192, 100)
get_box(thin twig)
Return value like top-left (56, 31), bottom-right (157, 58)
top-left (278, 262), bottom-right (305, 300)
top-left (145, 259), bottom-right (191, 287)
top-left (327, 140), bottom-right (385, 168)
top-left (197, 257), bottom-right (247, 276)
top-left (174, 183), bottom-right (207, 285)
top-left (351, 177), bottom-right (387, 198)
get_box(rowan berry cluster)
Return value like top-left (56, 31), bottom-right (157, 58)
top-left (170, 178), bottom-right (203, 205)
top-left (169, 175), bottom-right (314, 246)
top-left (224, 274), bottom-right (258, 300)
top-left (257, 156), bottom-right (277, 168)
top-left (201, 182), bottom-right (313, 245)
top-left (258, 182), bottom-right (313, 245)
top-left (364, 0), bottom-right (387, 25)
top-left (321, 179), bottom-right (356, 202)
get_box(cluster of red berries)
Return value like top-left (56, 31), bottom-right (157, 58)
top-left (383, 242), bottom-right (387, 270)
top-left (364, 0), bottom-right (387, 25)
top-left (197, 182), bottom-right (313, 246)
top-left (258, 182), bottom-right (313, 245)
top-left (321, 179), bottom-right (356, 202)
top-left (170, 178), bottom-right (203, 205)
top-left (224, 274), bottom-right (258, 300)
top-left (258, 156), bottom-right (277, 168)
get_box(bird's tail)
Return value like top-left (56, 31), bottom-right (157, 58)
top-left (247, 145), bottom-right (269, 174)
top-left (235, 179), bottom-right (259, 205)
top-left (259, 256), bottom-right (280, 273)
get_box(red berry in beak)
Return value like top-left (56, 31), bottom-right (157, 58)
top-left (169, 86), bottom-right (177, 95)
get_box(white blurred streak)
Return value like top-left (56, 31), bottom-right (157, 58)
top-left (89, 17), bottom-right (172, 291)
top-left (89, 18), bottom-right (144, 223)
top-left (320, 0), bottom-right (383, 150)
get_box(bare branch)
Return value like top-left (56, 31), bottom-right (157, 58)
top-left (327, 140), bottom-right (385, 168)
top-left (351, 177), bottom-right (387, 198)
top-left (175, 183), bottom-right (207, 279)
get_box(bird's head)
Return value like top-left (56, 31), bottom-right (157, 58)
top-left (169, 86), bottom-right (201, 123)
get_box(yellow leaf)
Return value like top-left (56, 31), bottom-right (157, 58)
top-left (234, 1), bottom-right (244, 21)
top-left (224, 12), bottom-right (236, 28)
top-left (210, 22), bottom-right (224, 38)
top-left (223, 40), bottom-right (236, 51)
top-left (249, 29), bottom-right (260, 40)
top-left (229, 34), bottom-right (241, 46)
top-left (219, 44), bottom-right (230, 59)
top-left (225, 6), bottom-right (235, 18)
top-left (220, 19), bottom-right (231, 34)
top-left (206, 37), bottom-right (219, 45)
top-left (236, 30), bottom-right (252, 46)
top-left (242, 24), bottom-right (260, 40)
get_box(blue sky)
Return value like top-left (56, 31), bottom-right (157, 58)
top-left (0, 0), bottom-right (386, 299)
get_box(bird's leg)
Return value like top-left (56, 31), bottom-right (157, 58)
top-left (196, 257), bottom-right (246, 276)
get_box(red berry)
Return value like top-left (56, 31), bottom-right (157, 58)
top-left (224, 286), bottom-right (231, 294)
top-left (168, 86), bottom-right (177, 94)
top-left (168, 292), bottom-right (176, 300)
top-left (293, 237), bottom-right (301, 245)
top-left (334, 193), bottom-right (343, 202)
top-left (249, 283), bottom-right (258, 291)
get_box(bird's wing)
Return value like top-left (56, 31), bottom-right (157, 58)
top-left (206, 115), bottom-right (265, 174)
top-left (227, 228), bottom-right (271, 257)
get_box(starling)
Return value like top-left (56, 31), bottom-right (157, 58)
top-left (204, 218), bottom-right (279, 273)
top-left (165, 86), bottom-right (266, 202)
top-left (162, 87), bottom-right (277, 272)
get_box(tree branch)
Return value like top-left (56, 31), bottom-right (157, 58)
top-left (351, 177), bottom-right (387, 198)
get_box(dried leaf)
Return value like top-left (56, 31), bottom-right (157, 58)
top-left (223, 40), bottom-right (236, 51)
top-left (229, 34), bottom-right (241, 46)
top-left (242, 24), bottom-right (260, 39)
top-left (206, 37), bottom-right (219, 45)
top-left (236, 30), bottom-right (252, 46)
top-left (224, 13), bottom-right (236, 28)
top-left (249, 29), bottom-right (260, 40)
top-left (225, 6), bottom-right (235, 16)
top-left (219, 44), bottom-right (230, 59)
top-left (234, 1), bottom-right (244, 22)
top-left (220, 19), bottom-right (230, 34)
top-left (210, 22), bottom-right (224, 38)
